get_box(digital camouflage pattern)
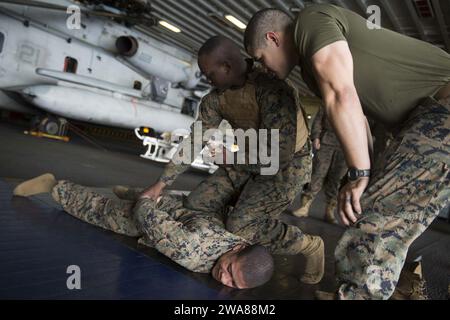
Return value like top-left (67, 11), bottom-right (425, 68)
top-left (310, 105), bottom-right (340, 147)
top-left (52, 181), bottom-right (246, 273)
top-left (135, 196), bottom-right (247, 273)
top-left (159, 61), bottom-right (309, 184)
top-left (306, 144), bottom-right (346, 201)
top-left (185, 144), bottom-right (312, 256)
top-left (335, 96), bottom-right (450, 300)
top-left (50, 61), bottom-right (315, 275)
top-left (305, 107), bottom-right (347, 202)
top-left (157, 61), bottom-right (314, 256)
top-left (115, 148), bottom-right (314, 256)
top-left (229, 147), bottom-right (313, 255)
top-left (369, 120), bottom-right (394, 175)
top-left (52, 181), bottom-right (139, 236)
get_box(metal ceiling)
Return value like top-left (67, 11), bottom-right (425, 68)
top-left (138, 0), bottom-right (450, 97)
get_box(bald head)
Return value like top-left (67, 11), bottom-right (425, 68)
top-left (198, 36), bottom-right (242, 65)
top-left (197, 36), bottom-right (248, 90)
top-left (244, 8), bottom-right (293, 52)
top-left (237, 245), bottom-right (274, 289)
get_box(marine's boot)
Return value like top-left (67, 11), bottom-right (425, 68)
top-left (13, 173), bottom-right (57, 197)
top-left (292, 194), bottom-right (314, 218)
top-left (299, 235), bottom-right (325, 284)
top-left (391, 261), bottom-right (428, 300)
top-left (112, 186), bottom-right (143, 201)
top-left (324, 199), bottom-right (339, 225)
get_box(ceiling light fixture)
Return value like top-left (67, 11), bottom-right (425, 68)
top-left (159, 20), bottom-right (181, 33)
top-left (224, 15), bottom-right (246, 30)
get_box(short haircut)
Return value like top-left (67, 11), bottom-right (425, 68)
top-left (237, 245), bottom-right (274, 288)
top-left (244, 8), bottom-right (293, 52)
top-left (198, 35), bottom-right (233, 58)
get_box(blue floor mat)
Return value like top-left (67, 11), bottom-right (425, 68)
top-left (0, 180), bottom-right (223, 299)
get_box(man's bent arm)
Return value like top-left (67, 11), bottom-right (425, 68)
top-left (159, 93), bottom-right (223, 186)
top-left (311, 40), bottom-right (371, 170)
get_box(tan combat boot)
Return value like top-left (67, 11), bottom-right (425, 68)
top-left (299, 235), bottom-right (325, 284)
top-left (112, 186), bottom-right (143, 201)
top-left (293, 194), bottom-right (314, 218)
top-left (391, 261), bottom-right (428, 300)
top-left (324, 199), bottom-right (339, 225)
top-left (13, 173), bottom-right (57, 197)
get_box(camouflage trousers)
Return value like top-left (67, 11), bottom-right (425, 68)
top-left (184, 144), bottom-right (313, 255)
top-left (50, 181), bottom-right (216, 238)
top-left (304, 144), bottom-right (347, 202)
top-left (335, 96), bottom-right (450, 300)
top-left (52, 181), bottom-right (141, 237)
top-left (51, 182), bottom-right (243, 273)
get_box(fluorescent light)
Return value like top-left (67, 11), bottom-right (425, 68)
top-left (225, 15), bottom-right (246, 30)
top-left (159, 20), bottom-right (181, 33)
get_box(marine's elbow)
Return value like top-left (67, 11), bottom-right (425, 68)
top-left (323, 86), bottom-right (359, 115)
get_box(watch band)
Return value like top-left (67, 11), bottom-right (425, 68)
top-left (347, 168), bottom-right (371, 181)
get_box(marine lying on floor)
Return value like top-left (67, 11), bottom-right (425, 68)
top-left (13, 173), bottom-right (275, 290)
top-left (11, 173), bottom-right (428, 299)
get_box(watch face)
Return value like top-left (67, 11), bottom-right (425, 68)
top-left (348, 169), bottom-right (371, 180)
top-left (348, 169), bottom-right (358, 180)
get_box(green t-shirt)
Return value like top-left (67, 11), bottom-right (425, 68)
top-left (294, 4), bottom-right (450, 126)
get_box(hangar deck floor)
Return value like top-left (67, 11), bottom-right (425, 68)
top-left (0, 121), bottom-right (449, 300)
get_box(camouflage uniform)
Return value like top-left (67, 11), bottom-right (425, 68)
top-left (159, 61), bottom-right (313, 255)
top-left (186, 148), bottom-right (312, 255)
top-left (368, 119), bottom-right (394, 175)
top-left (335, 96), bottom-right (450, 299)
top-left (52, 181), bottom-right (246, 273)
top-left (304, 107), bottom-right (347, 202)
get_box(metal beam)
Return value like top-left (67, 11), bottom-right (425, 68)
top-left (292, 0), bottom-right (306, 10)
top-left (356, 0), bottom-right (397, 30)
top-left (332, 0), bottom-right (350, 9)
top-left (241, 0), bottom-right (263, 13)
top-left (158, 0), bottom-right (241, 41)
top-left (355, 0), bottom-right (368, 16)
top-left (227, 0), bottom-right (253, 19)
top-left (431, 0), bottom-right (450, 52)
top-left (204, 0), bottom-right (249, 26)
top-left (147, 0), bottom-right (312, 95)
top-left (405, 0), bottom-right (428, 40)
top-left (136, 26), bottom-right (197, 53)
top-left (255, 0), bottom-right (275, 10)
top-left (151, 5), bottom-right (209, 44)
top-left (273, 0), bottom-right (295, 17)
top-left (379, 0), bottom-right (404, 33)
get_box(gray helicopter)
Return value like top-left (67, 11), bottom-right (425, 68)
top-left (0, 0), bottom-right (207, 135)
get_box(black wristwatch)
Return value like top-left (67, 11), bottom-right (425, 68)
top-left (347, 167), bottom-right (371, 181)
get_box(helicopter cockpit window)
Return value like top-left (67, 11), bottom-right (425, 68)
top-left (64, 56), bottom-right (78, 73)
top-left (0, 32), bottom-right (4, 53)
